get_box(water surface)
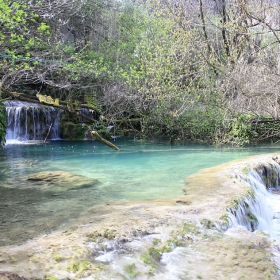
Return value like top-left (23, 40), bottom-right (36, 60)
top-left (1, 139), bottom-right (280, 245)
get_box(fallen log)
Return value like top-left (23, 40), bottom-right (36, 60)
top-left (36, 93), bottom-right (59, 106)
top-left (91, 131), bottom-right (119, 151)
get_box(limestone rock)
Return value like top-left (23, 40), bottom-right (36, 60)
top-left (18, 171), bottom-right (98, 190)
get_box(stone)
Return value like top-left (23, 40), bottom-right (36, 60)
top-left (19, 171), bottom-right (98, 190)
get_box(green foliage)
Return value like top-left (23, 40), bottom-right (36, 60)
top-left (0, 0), bottom-right (50, 56)
top-left (1, 0), bottom-right (279, 146)
top-left (59, 122), bottom-right (88, 140)
top-left (96, 4), bottom-right (146, 83)
top-left (94, 120), bottom-right (111, 140)
top-left (104, 4), bottom-right (230, 145)
top-left (218, 114), bottom-right (254, 146)
top-left (229, 114), bottom-right (253, 144)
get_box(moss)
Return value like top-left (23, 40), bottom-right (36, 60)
top-left (67, 260), bottom-right (79, 273)
top-left (167, 237), bottom-right (184, 247)
top-left (147, 267), bottom-right (156, 276)
top-left (200, 218), bottom-right (216, 229)
top-left (44, 276), bottom-right (70, 280)
top-left (123, 263), bottom-right (140, 278)
top-left (217, 213), bottom-right (230, 230)
top-left (67, 259), bottom-right (96, 277)
top-left (241, 166), bottom-right (251, 175)
top-left (154, 245), bottom-right (172, 257)
top-left (86, 229), bottom-right (116, 241)
top-left (86, 231), bottom-right (101, 242)
top-left (103, 229), bottom-right (116, 240)
top-left (140, 242), bottom-right (173, 276)
top-left (44, 276), bottom-right (59, 280)
top-left (53, 253), bottom-right (63, 262)
top-left (246, 213), bottom-right (258, 222)
top-left (152, 239), bottom-right (161, 246)
top-left (141, 252), bottom-right (156, 267)
top-left (166, 222), bottom-right (202, 247)
top-left (180, 222), bottom-right (200, 235)
top-left (243, 187), bottom-right (255, 199)
top-left (227, 198), bottom-right (239, 210)
top-left (146, 247), bottom-right (161, 262)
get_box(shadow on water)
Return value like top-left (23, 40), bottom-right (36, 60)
top-left (1, 138), bottom-right (280, 246)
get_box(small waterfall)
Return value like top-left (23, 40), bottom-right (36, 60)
top-left (226, 161), bottom-right (280, 240)
top-left (223, 161), bottom-right (280, 271)
top-left (79, 107), bottom-right (95, 122)
top-left (4, 100), bottom-right (62, 142)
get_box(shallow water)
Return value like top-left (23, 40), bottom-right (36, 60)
top-left (1, 139), bottom-right (280, 246)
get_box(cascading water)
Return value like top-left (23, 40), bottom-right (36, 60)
top-left (4, 100), bottom-right (62, 142)
top-left (225, 162), bottom-right (280, 270)
top-left (226, 167), bottom-right (280, 239)
top-left (79, 107), bottom-right (95, 122)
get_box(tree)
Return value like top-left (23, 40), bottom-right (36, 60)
top-left (2, 0), bottom-right (280, 145)
top-left (101, 0), bottom-right (225, 141)
top-left (0, 0), bottom-right (110, 94)
top-left (149, 0), bottom-right (280, 144)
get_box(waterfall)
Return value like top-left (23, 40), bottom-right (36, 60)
top-left (222, 161), bottom-right (280, 270)
top-left (79, 107), bottom-right (95, 122)
top-left (4, 100), bottom-right (62, 142)
top-left (225, 161), bottom-right (280, 240)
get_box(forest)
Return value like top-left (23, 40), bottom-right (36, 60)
top-left (1, 0), bottom-right (280, 146)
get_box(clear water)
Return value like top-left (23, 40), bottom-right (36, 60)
top-left (1, 138), bottom-right (280, 246)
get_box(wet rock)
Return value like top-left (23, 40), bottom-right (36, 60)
top-left (17, 171), bottom-right (99, 190)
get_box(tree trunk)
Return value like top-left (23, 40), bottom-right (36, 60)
top-left (91, 131), bottom-right (119, 150)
